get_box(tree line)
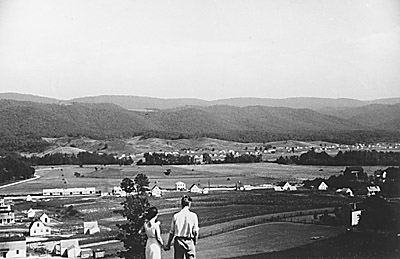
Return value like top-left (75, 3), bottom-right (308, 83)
top-left (25, 152), bottom-right (134, 166)
top-left (0, 155), bottom-right (35, 184)
top-left (137, 152), bottom-right (262, 165)
top-left (276, 149), bottom-right (400, 166)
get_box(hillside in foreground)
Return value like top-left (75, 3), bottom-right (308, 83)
top-left (232, 231), bottom-right (400, 259)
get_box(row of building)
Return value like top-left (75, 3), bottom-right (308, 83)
top-left (42, 187), bottom-right (96, 196)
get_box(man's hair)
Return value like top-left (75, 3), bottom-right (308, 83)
top-left (181, 195), bottom-right (192, 207)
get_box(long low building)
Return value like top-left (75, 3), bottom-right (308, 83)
top-left (43, 187), bottom-right (96, 196)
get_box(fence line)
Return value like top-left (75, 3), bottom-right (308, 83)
top-left (200, 207), bottom-right (336, 238)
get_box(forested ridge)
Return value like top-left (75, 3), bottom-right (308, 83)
top-left (0, 99), bottom-right (399, 152)
top-left (277, 149), bottom-right (400, 166)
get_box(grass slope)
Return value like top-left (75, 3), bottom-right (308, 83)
top-left (231, 231), bottom-right (400, 259)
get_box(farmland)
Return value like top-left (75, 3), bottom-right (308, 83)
top-left (0, 163), bottom-right (384, 195)
top-left (0, 163), bottom-right (386, 258)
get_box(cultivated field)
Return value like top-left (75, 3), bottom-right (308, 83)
top-left (0, 163), bottom-right (385, 258)
top-left (0, 163), bottom-right (384, 195)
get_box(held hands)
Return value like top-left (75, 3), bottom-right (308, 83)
top-left (163, 244), bottom-right (171, 251)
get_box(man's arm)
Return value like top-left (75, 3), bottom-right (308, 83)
top-left (193, 214), bottom-right (199, 245)
top-left (164, 233), bottom-right (174, 251)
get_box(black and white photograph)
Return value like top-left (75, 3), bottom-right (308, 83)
top-left (0, 0), bottom-right (399, 258)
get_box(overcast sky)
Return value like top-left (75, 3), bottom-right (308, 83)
top-left (0, 0), bottom-right (399, 100)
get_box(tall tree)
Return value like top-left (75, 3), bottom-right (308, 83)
top-left (134, 173), bottom-right (150, 195)
top-left (120, 177), bottom-right (136, 193)
top-left (117, 195), bottom-right (150, 259)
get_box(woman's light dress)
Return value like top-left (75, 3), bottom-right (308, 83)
top-left (144, 219), bottom-right (163, 259)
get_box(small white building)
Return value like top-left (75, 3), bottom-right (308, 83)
top-left (83, 221), bottom-right (100, 235)
top-left (29, 220), bottom-right (51, 236)
top-left (188, 184), bottom-right (202, 194)
top-left (39, 213), bottom-right (50, 224)
top-left (367, 186), bottom-right (381, 196)
top-left (111, 186), bottom-right (127, 197)
top-left (351, 210), bottom-right (363, 226)
top-left (282, 182), bottom-right (297, 191)
top-left (274, 186), bottom-right (284, 192)
top-left (0, 198), bottom-right (15, 225)
top-left (150, 185), bottom-right (162, 198)
top-left (317, 182), bottom-right (329, 191)
top-left (60, 239), bottom-right (80, 258)
top-left (175, 181), bottom-right (186, 191)
top-left (27, 208), bottom-right (35, 218)
top-left (26, 195), bottom-right (33, 202)
top-left (336, 187), bottom-right (354, 197)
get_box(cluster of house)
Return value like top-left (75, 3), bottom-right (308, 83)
top-left (0, 198), bottom-right (103, 258)
top-left (26, 209), bottom-right (100, 237)
top-left (107, 179), bottom-right (383, 199)
top-left (0, 236), bottom-right (105, 259)
top-left (0, 198), bottom-right (15, 225)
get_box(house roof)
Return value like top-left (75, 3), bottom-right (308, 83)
top-left (367, 186), bottom-right (381, 192)
top-left (151, 185), bottom-right (161, 191)
top-left (189, 184), bottom-right (201, 189)
top-left (29, 219), bottom-right (50, 229)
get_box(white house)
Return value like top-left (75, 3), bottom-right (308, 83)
top-left (27, 208), bottom-right (35, 218)
top-left (175, 181), bottom-right (186, 191)
top-left (83, 221), bottom-right (100, 235)
top-left (150, 185), bottom-right (162, 198)
top-left (26, 195), bottom-right (33, 202)
top-left (351, 210), bottom-right (363, 226)
top-left (0, 198), bottom-right (15, 225)
top-left (39, 213), bottom-right (50, 224)
top-left (111, 186), bottom-right (127, 197)
top-left (317, 182), bottom-right (329, 191)
top-left (367, 186), bottom-right (381, 196)
top-left (29, 220), bottom-right (51, 236)
top-left (282, 182), bottom-right (297, 191)
top-left (336, 187), bottom-right (354, 197)
top-left (188, 184), bottom-right (202, 194)
top-left (274, 186), bottom-right (284, 192)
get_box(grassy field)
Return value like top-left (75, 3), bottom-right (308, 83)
top-left (90, 222), bottom-right (344, 259)
top-left (195, 222), bottom-right (344, 259)
top-left (0, 163), bottom-right (385, 196)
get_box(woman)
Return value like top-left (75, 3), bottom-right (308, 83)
top-left (143, 206), bottom-right (164, 259)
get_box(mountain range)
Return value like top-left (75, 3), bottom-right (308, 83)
top-left (2, 92), bottom-right (400, 110)
top-left (0, 93), bottom-right (399, 152)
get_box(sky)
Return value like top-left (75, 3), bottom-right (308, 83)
top-left (0, 0), bottom-right (399, 101)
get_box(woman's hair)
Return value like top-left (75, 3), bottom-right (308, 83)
top-left (146, 206), bottom-right (158, 220)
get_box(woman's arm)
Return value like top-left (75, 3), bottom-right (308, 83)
top-left (155, 223), bottom-right (164, 247)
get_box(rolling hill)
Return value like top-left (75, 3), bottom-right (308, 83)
top-left (1, 92), bottom-right (399, 111)
top-left (70, 95), bottom-right (400, 110)
top-left (0, 99), bottom-right (398, 152)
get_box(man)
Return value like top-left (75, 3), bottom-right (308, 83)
top-left (164, 195), bottom-right (199, 259)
